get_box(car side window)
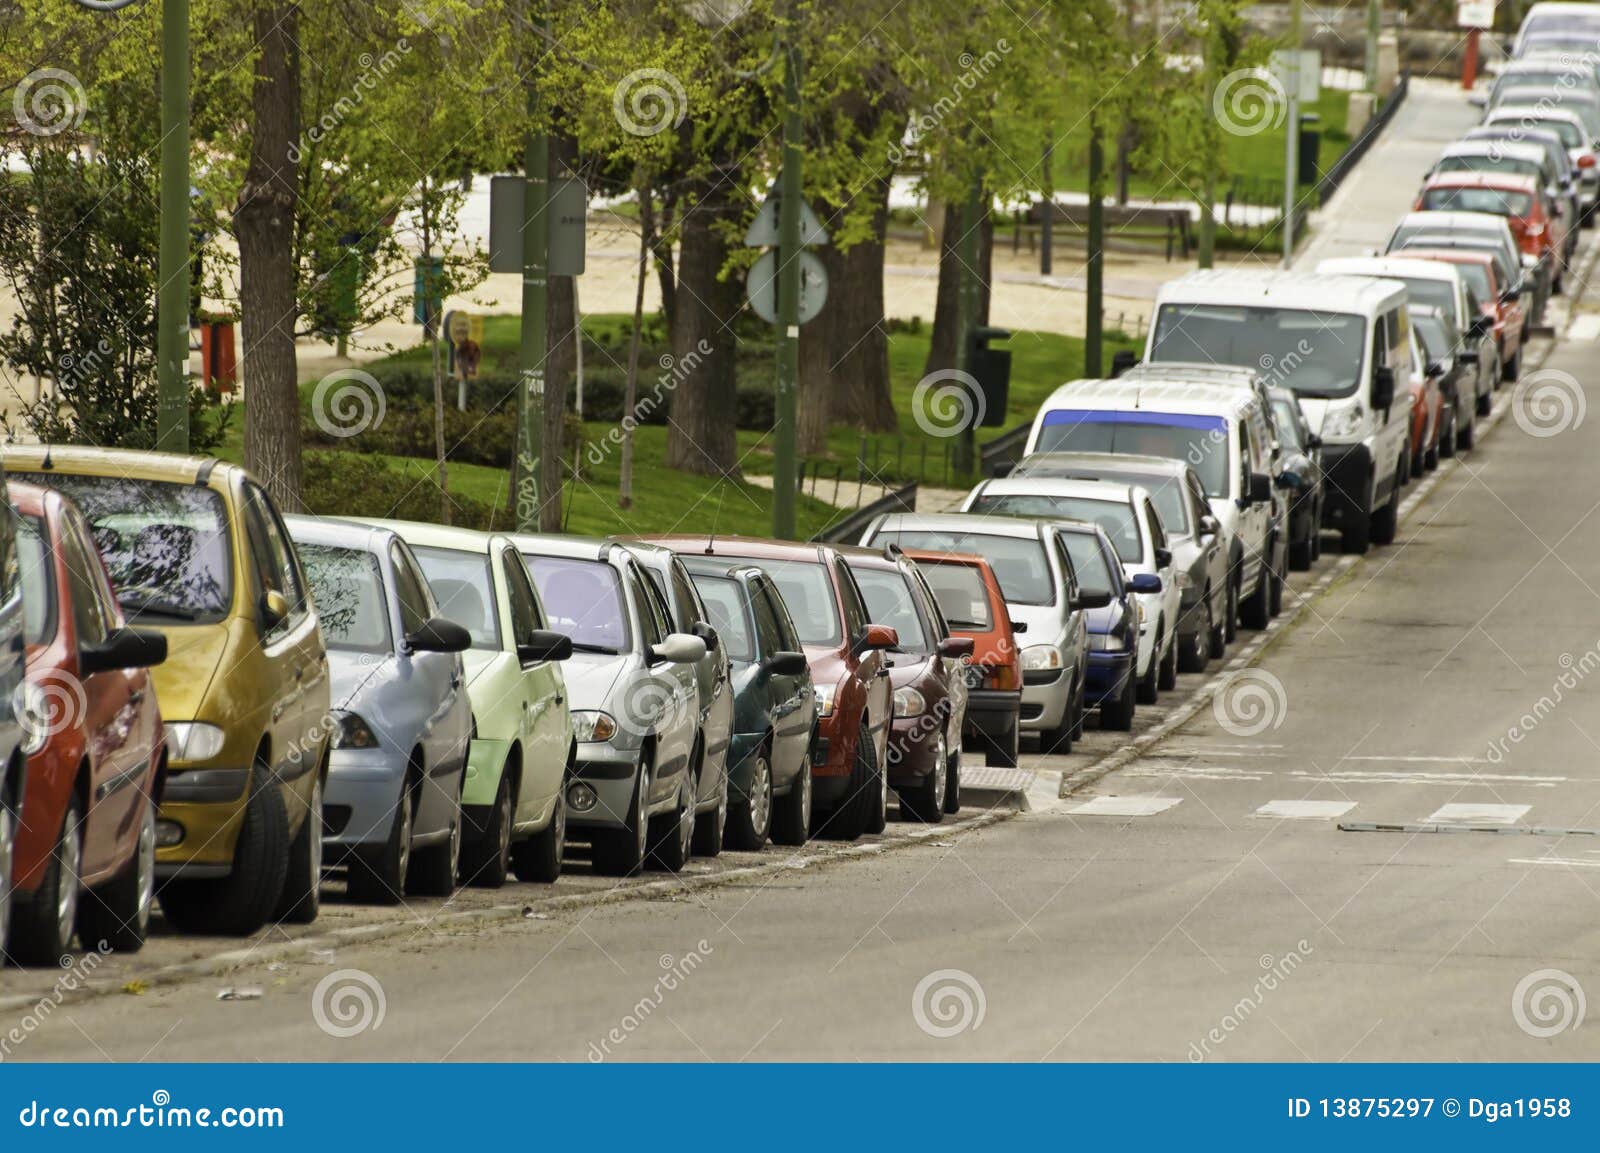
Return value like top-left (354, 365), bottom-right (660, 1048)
top-left (500, 549), bottom-right (543, 646)
top-left (1052, 535), bottom-right (1080, 602)
top-left (909, 567), bottom-right (948, 642)
top-left (1145, 499), bottom-right (1167, 552)
top-left (750, 580), bottom-right (784, 656)
top-left (389, 543), bottom-right (435, 637)
top-left (628, 566), bottom-right (665, 649)
top-left (60, 515), bottom-right (109, 647)
top-left (761, 581), bottom-right (803, 652)
top-left (670, 561), bottom-right (702, 630)
top-left (243, 483), bottom-right (305, 622)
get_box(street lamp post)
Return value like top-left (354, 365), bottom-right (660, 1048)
top-left (516, 2), bottom-right (550, 534)
top-left (772, 23), bottom-right (802, 540)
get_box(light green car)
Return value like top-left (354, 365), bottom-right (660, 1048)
top-left (355, 520), bottom-right (575, 887)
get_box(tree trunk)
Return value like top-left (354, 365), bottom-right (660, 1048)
top-left (644, 186), bottom-right (677, 336)
top-left (619, 191), bottom-right (650, 510)
top-left (542, 133), bottom-right (578, 533)
top-left (924, 197), bottom-right (992, 379)
top-left (237, 0), bottom-right (303, 512)
top-left (664, 186), bottom-right (739, 476)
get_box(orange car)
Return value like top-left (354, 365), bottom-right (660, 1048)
top-left (1401, 247), bottom-right (1525, 382)
top-left (1416, 171), bottom-right (1568, 293)
top-left (903, 550), bottom-right (1021, 769)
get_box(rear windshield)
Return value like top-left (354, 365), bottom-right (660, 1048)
top-left (299, 543), bottom-right (391, 655)
top-left (687, 575), bottom-right (754, 662)
top-left (17, 514), bottom-right (53, 648)
top-left (1436, 154), bottom-right (1544, 182)
top-left (869, 530), bottom-right (1052, 606)
top-left (851, 566), bottom-right (929, 654)
top-left (412, 546), bottom-right (499, 650)
top-left (1398, 277), bottom-right (1455, 316)
top-left (1420, 187), bottom-right (1534, 216)
top-left (919, 562), bottom-right (993, 630)
top-left (1495, 115), bottom-right (1584, 147)
top-left (525, 555), bottom-right (627, 653)
top-left (967, 493), bottom-right (1141, 563)
top-left (1034, 410), bottom-right (1231, 498)
top-left (719, 556), bottom-right (840, 647)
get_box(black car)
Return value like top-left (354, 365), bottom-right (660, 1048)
top-left (1411, 304), bottom-right (1479, 461)
top-left (1266, 389), bottom-right (1325, 571)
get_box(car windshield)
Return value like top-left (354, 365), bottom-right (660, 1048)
top-left (869, 530), bottom-right (1053, 606)
top-left (1437, 154), bottom-right (1544, 182)
top-left (718, 557), bottom-right (840, 647)
top-left (1033, 411), bottom-right (1231, 498)
top-left (1437, 260), bottom-right (1493, 299)
top-left (1420, 186), bottom-right (1535, 216)
top-left (1414, 314), bottom-right (1458, 357)
top-left (851, 566), bottom-right (929, 654)
top-left (1059, 532), bottom-right (1116, 598)
top-left (525, 555), bottom-right (627, 653)
top-left (1271, 400), bottom-right (1305, 450)
top-left (919, 562), bottom-right (993, 630)
top-left (1397, 277), bottom-right (1456, 316)
top-left (16, 514), bottom-right (53, 648)
top-left (411, 545), bottom-right (500, 650)
top-left (687, 575), bottom-right (754, 662)
top-left (299, 544), bottom-right (391, 655)
top-left (1151, 304), bottom-right (1368, 399)
top-left (967, 493), bottom-right (1141, 563)
top-left (15, 473), bottom-right (232, 623)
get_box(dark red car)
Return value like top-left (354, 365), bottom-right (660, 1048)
top-left (841, 546), bottom-right (972, 823)
top-left (1402, 248), bottom-right (1525, 381)
top-left (6, 482), bottom-right (167, 964)
top-left (646, 537), bottom-right (894, 841)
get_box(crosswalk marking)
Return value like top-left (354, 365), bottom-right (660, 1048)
top-left (1289, 770), bottom-right (1564, 788)
top-left (1509, 856), bottom-right (1600, 869)
top-left (1068, 795), bottom-right (1183, 817)
top-left (1425, 803), bottom-right (1530, 825)
top-left (1569, 314), bottom-right (1600, 342)
top-left (1254, 800), bottom-right (1358, 821)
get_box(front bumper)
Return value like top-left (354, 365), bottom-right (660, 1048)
top-left (884, 713), bottom-right (942, 788)
top-left (1084, 651), bottom-right (1135, 705)
top-left (1319, 442), bottom-right (1372, 525)
top-left (154, 765), bottom-right (250, 875)
top-left (1019, 669), bottom-right (1072, 732)
top-left (568, 744), bottom-right (642, 830)
top-left (322, 747), bottom-right (406, 854)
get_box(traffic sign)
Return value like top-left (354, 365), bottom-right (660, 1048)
top-left (489, 175), bottom-right (587, 276)
top-left (744, 191), bottom-right (829, 248)
top-left (746, 249), bottom-right (827, 325)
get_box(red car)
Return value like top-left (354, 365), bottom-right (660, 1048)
top-left (1407, 328), bottom-right (1446, 475)
top-left (1401, 248), bottom-right (1524, 381)
top-left (6, 482), bottom-right (167, 964)
top-left (645, 537), bottom-right (895, 840)
top-left (1415, 171), bottom-right (1568, 291)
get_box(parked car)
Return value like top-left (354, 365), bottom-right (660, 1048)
top-left (366, 520), bottom-right (573, 887)
top-left (1396, 247), bottom-right (1524, 381)
top-left (677, 557), bottom-right (816, 850)
top-left (5, 482), bottom-right (165, 963)
top-left (1404, 319), bottom-right (1446, 474)
top-left (862, 515), bottom-right (1103, 755)
top-left (1410, 304), bottom-right (1479, 459)
top-left (1482, 106), bottom-right (1595, 227)
top-left (615, 540), bottom-right (733, 857)
top-left (1387, 211), bottom-right (1542, 327)
top-left (1415, 173), bottom-right (1567, 293)
top-left (1010, 453), bottom-right (1230, 670)
top-left (1431, 136), bottom-right (1579, 248)
top-left (286, 517), bottom-right (473, 902)
top-left (7, 447), bottom-right (329, 935)
top-left (1264, 389), bottom-right (1326, 570)
top-left (903, 550), bottom-right (1020, 768)
top-left (0, 467), bottom-right (27, 960)
top-left (647, 537), bottom-right (894, 840)
top-left (1052, 522), bottom-right (1148, 731)
top-left (960, 477), bottom-right (1179, 702)
top-left (842, 547), bottom-right (970, 822)
top-left (518, 536), bottom-right (705, 873)
top-left (1512, 3), bottom-right (1600, 56)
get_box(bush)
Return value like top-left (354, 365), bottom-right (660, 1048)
top-left (304, 403), bottom-right (585, 470)
top-left (301, 452), bottom-right (500, 530)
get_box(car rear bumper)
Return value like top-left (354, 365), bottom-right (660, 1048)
top-left (1320, 443), bottom-right (1372, 524)
top-left (1085, 651), bottom-right (1135, 704)
top-left (963, 688), bottom-right (1020, 741)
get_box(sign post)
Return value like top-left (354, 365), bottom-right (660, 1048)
top-left (1458, 0), bottom-right (1496, 90)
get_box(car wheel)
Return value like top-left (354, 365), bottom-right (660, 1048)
top-left (511, 788), bottom-right (566, 884)
top-left (1180, 597), bottom-right (1211, 674)
top-left (1208, 588), bottom-right (1228, 659)
top-left (943, 746), bottom-right (962, 814)
top-left (1070, 672), bottom-right (1088, 740)
top-left (770, 759), bottom-right (810, 847)
top-left (1137, 633), bottom-right (1160, 704)
top-left (1158, 627), bottom-right (1178, 691)
top-left (1240, 561), bottom-right (1271, 630)
top-left (9, 794), bottom-right (83, 964)
top-left (1477, 377), bottom-right (1493, 416)
top-left (1223, 575), bottom-right (1240, 644)
top-left (347, 781), bottom-right (410, 905)
top-left (1289, 530), bottom-right (1313, 571)
top-left (1459, 404), bottom-right (1477, 449)
top-left (1425, 422), bottom-right (1441, 470)
top-left (823, 726), bottom-right (880, 841)
top-left (1100, 662), bottom-right (1136, 731)
top-left (159, 760), bottom-right (290, 937)
top-left (592, 761), bottom-right (649, 877)
top-left (691, 761), bottom-right (727, 858)
top-left (408, 799), bottom-right (461, 898)
top-left (647, 771), bottom-right (695, 873)
top-left (899, 732), bottom-right (947, 825)
top-left (1268, 555), bottom-right (1284, 618)
top-left (1341, 507), bottom-right (1371, 554)
top-left (725, 750), bottom-right (772, 851)
top-left (1372, 464), bottom-right (1402, 546)
top-left (865, 728), bottom-right (890, 835)
top-left (462, 772), bottom-right (512, 889)
top-left (1441, 408), bottom-right (1457, 459)
top-left (275, 772), bottom-right (323, 925)
top-left (76, 788), bottom-right (155, 955)
top-left (1503, 347), bottom-right (1520, 382)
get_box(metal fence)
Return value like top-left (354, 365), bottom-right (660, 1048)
top-left (810, 481), bottom-right (919, 544)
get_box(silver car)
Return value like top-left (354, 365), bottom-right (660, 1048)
top-left (515, 536), bottom-right (706, 876)
top-left (285, 516), bottom-right (472, 903)
top-left (861, 513), bottom-right (1104, 755)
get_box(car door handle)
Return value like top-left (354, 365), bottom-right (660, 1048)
top-left (553, 693), bottom-right (564, 706)
top-left (128, 689), bottom-right (145, 707)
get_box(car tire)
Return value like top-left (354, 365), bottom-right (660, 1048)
top-left (1180, 599), bottom-right (1211, 674)
top-left (824, 727), bottom-right (880, 841)
top-left (1223, 575), bottom-right (1240, 644)
top-left (511, 789), bottom-right (565, 884)
top-left (691, 763), bottom-right (727, 858)
top-left (770, 760), bottom-right (810, 847)
top-left (1372, 467), bottom-right (1402, 546)
top-left (1459, 406), bottom-right (1477, 448)
top-left (1503, 348), bottom-right (1520, 382)
top-left (1208, 587), bottom-right (1228, 659)
top-left (1100, 664), bottom-right (1137, 731)
top-left (408, 806), bottom-right (461, 898)
top-left (899, 733), bottom-right (948, 825)
top-left (1476, 380), bottom-right (1493, 417)
top-left (943, 747), bottom-right (962, 814)
top-left (159, 761), bottom-right (289, 938)
top-left (347, 783), bottom-right (410, 906)
top-left (1158, 628), bottom-right (1178, 691)
top-left (1268, 555), bottom-right (1284, 618)
top-left (0, 775), bottom-right (15, 958)
top-left (462, 772), bottom-right (512, 889)
top-left (275, 773), bottom-right (323, 925)
top-left (1240, 561), bottom-right (1271, 630)
top-left (1040, 679), bottom-right (1075, 755)
top-left (1441, 409), bottom-right (1457, 460)
top-left (1425, 423), bottom-right (1442, 470)
top-left (1289, 531), bottom-right (1313, 571)
top-left (1136, 635), bottom-right (1160, 704)
top-left (592, 762), bottom-right (649, 877)
top-left (647, 772), bottom-right (695, 873)
top-left (865, 729), bottom-right (889, 835)
top-left (725, 749), bottom-right (772, 851)
top-left (9, 793), bottom-right (83, 964)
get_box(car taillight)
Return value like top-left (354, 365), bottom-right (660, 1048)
top-left (1582, 154), bottom-right (1597, 169)
top-left (988, 664), bottom-right (1021, 691)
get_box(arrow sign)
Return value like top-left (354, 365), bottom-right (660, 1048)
top-left (744, 192), bottom-right (829, 248)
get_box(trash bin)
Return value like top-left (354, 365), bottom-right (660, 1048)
top-left (1297, 113), bottom-right (1321, 186)
top-left (200, 320), bottom-right (237, 394)
top-left (414, 255), bottom-right (445, 328)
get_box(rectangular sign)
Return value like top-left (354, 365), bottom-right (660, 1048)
top-left (1457, 0), bottom-right (1495, 28)
top-left (489, 175), bottom-right (587, 276)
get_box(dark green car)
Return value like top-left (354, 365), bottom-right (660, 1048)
top-left (679, 558), bottom-right (816, 852)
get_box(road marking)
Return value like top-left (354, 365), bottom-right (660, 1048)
top-left (1510, 856), bottom-right (1600, 868)
top-left (1254, 800), bottom-right (1358, 821)
top-left (1124, 763), bottom-right (1272, 782)
top-left (1068, 795), bottom-right (1183, 817)
top-left (1568, 314), bottom-right (1600, 342)
top-left (1290, 769), bottom-right (1564, 786)
top-left (1424, 802), bottom-right (1530, 825)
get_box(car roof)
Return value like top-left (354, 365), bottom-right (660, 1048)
top-left (676, 555), bottom-right (766, 584)
top-left (639, 534), bottom-right (833, 565)
top-left (504, 532), bottom-right (613, 563)
top-left (871, 513), bottom-right (1050, 541)
top-left (1396, 211), bottom-right (1516, 237)
top-left (283, 513), bottom-right (397, 555)
top-left (1013, 451), bottom-right (1194, 479)
top-left (1423, 171), bottom-right (1540, 192)
top-left (1489, 103), bottom-right (1587, 124)
top-left (1153, 267), bottom-right (1407, 312)
top-left (1316, 256), bottom-right (1464, 284)
top-left (1441, 139), bottom-right (1550, 162)
top-left (1397, 247), bottom-right (1495, 265)
top-left (357, 517), bottom-right (499, 554)
top-left (5, 479), bottom-right (51, 518)
top-left (899, 547), bottom-right (993, 571)
top-left (1036, 376), bottom-right (1263, 418)
top-left (1117, 361), bottom-right (1262, 387)
top-left (974, 476), bottom-right (1141, 503)
top-left (1, 445), bottom-right (236, 487)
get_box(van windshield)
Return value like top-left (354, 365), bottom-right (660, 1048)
top-left (1151, 304), bottom-right (1368, 400)
top-left (1033, 410), bottom-right (1230, 498)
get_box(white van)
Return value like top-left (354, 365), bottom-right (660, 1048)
top-left (1023, 378), bottom-right (1284, 635)
top-left (1142, 269), bottom-right (1416, 555)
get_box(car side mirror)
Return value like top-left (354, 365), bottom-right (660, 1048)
top-left (1009, 619), bottom-right (1028, 635)
top-left (408, 616), bottom-right (472, 654)
top-left (1198, 514), bottom-right (1221, 538)
top-left (260, 588), bottom-right (290, 632)
top-left (1109, 349), bottom-right (1139, 378)
top-left (1248, 471), bottom-right (1273, 504)
top-left (647, 632), bottom-right (706, 665)
top-left (760, 650), bottom-right (809, 679)
top-left (1371, 365), bottom-right (1396, 411)
top-left (1276, 470), bottom-right (1305, 492)
top-left (1126, 573), bottom-right (1163, 595)
top-left (1154, 547), bottom-right (1172, 569)
top-left (80, 627), bottom-right (168, 676)
top-left (1075, 590), bottom-right (1113, 610)
top-left (850, 623), bottom-right (899, 657)
top-left (938, 635), bottom-right (975, 659)
top-left (517, 629), bottom-right (574, 664)
top-left (691, 620), bottom-right (720, 654)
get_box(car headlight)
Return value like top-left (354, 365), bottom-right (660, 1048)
top-left (1322, 406), bottom-right (1364, 440)
top-left (571, 710), bottom-right (618, 743)
top-left (892, 687), bottom-right (926, 718)
top-left (330, 710), bottom-right (379, 750)
top-left (18, 682), bottom-right (48, 756)
top-left (1020, 644), bottom-right (1062, 671)
top-left (813, 682), bottom-right (837, 718)
top-left (1087, 632), bottom-right (1127, 653)
top-left (165, 721), bottom-right (227, 763)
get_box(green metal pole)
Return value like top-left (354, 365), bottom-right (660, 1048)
top-left (156, 0), bottom-right (190, 452)
top-left (516, 7), bottom-right (549, 535)
top-left (1365, 0), bottom-right (1381, 90)
top-left (773, 27), bottom-right (802, 540)
top-left (1086, 116), bottom-right (1104, 377)
top-left (953, 179), bottom-right (981, 478)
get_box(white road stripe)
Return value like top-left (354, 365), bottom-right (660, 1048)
top-left (1290, 770), bottom-right (1566, 785)
top-left (1425, 803), bottom-right (1530, 825)
top-left (1568, 314), bottom-right (1600, 342)
top-left (1068, 795), bottom-right (1183, 817)
top-left (1254, 800), bottom-right (1359, 821)
top-left (1509, 856), bottom-right (1600, 869)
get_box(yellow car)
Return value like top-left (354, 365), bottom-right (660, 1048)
top-left (5, 447), bottom-right (331, 936)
